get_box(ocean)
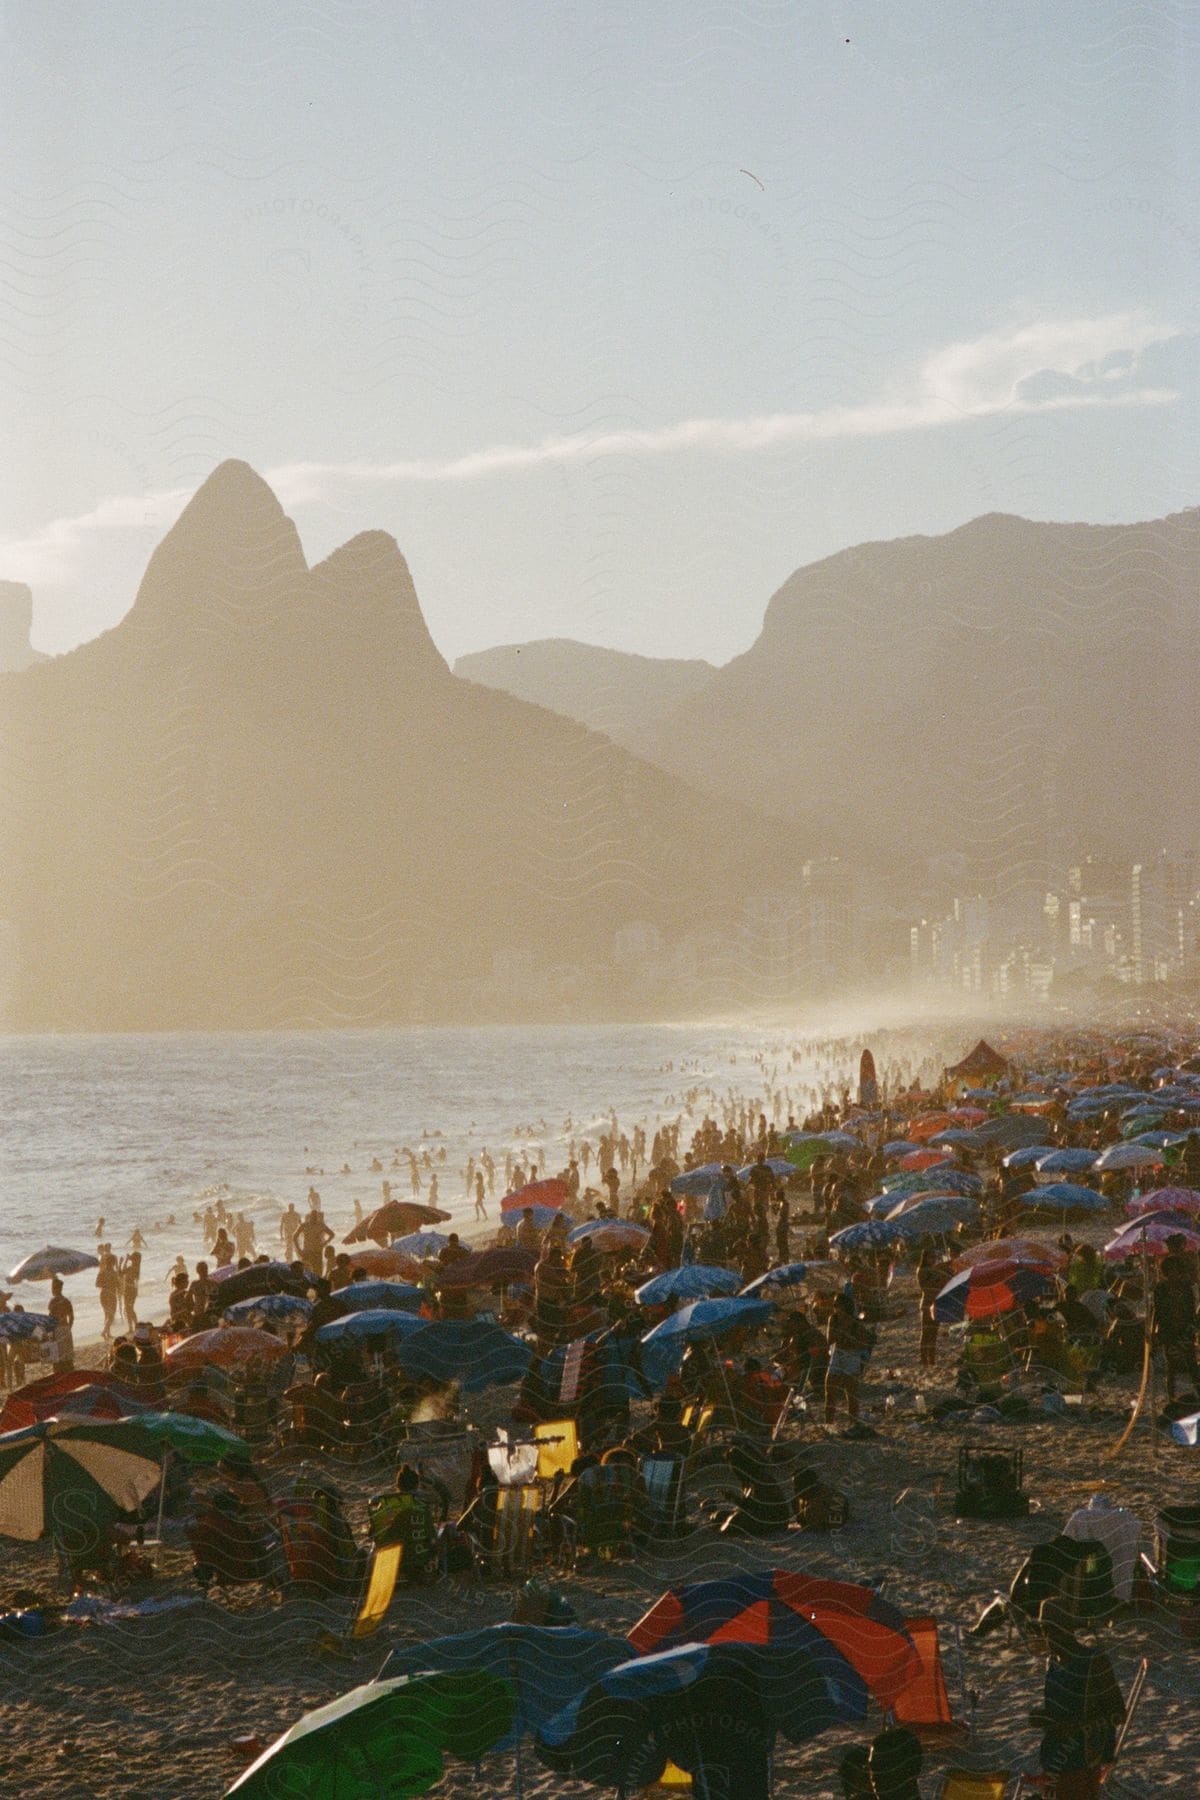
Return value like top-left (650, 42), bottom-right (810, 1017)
top-left (1, 1022), bottom-right (947, 1341)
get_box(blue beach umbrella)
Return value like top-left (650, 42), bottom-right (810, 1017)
top-left (0, 1313), bottom-right (56, 1342)
top-left (1021, 1183), bottom-right (1108, 1214)
top-left (887, 1197), bottom-right (978, 1237)
top-left (829, 1219), bottom-right (903, 1251)
top-left (329, 1280), bottom-right (426, 1315)
top-left (1034, 1149), bottom-right (1099, 1176)
top-left (741, 1263), bottom-right (810, 1298)
top-left (394, 1320), bottom-right (532, 1391)
top-left (9, 1247), bottom-right (99, 1284)
top-left (634, 1265), bottom-right (741, 1307)
top-left (669, 1164), bottom-right (726, 1196)
top-left (314, 1308), bottom-right (427, 1347)
top-left (391, 1230), bottom-right (450, 1258)
top-left (640, 1296), bottom-right (772, 1348)
top-left (735, 1158), bottom-right (796, 1182)
top-left (223, 1292), bottom-right (312, 1329)
top-left (1003, 1146), bottom-right (1055, 1169)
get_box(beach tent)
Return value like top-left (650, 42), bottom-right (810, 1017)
top-left (944, 1041), bottom-right (1009, 1086)
top-left (890, 1616), bottom-right (960, 1734)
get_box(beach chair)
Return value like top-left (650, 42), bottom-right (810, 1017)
top-left (937, 1774), bottom-right (1012, 1799)
top-left (534, 1417), bottom-right (579, 1483)
top-left (488, 1483), bottom-right (542, 1578)
top-left (351, 1541), bottom-right (403, 1638)
top-left (1015, 1658), bottom-right (1148, 1795)
top-left (640, 1454), bottom-right (686, 1537)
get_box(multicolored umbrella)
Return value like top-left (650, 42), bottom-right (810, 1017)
top-left (952, 1238), bottom-right (1065, 1273)
top-left (934, 1260), bottom-right (1056, 1323)
top-left (627, 1571), bottom-right (921, 1713)
top-left (226, 1670), bottom-right (515, 1798)
top-left (500, 1177), bottom-right (570, 1217)
top-left (8, 1246), bottom-right (99, 1284)
top-left (0, 1417), bottom-right (164, 1541)
top-left (536, 1640), bottom-right (840, 1790)
top-left (1125, 1187), bottom-right (1200, 1217)
top-left (1104, 1218), bottom-right (1200, 1261)
top-left (634, 1265), bottom-right (741, 1307)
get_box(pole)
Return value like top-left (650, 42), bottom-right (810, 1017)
top-left (154, 1452), bottom-right (167, 1544)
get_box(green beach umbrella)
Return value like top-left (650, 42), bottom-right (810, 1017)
top-left (0, 1417), bottom-right (164, 1541)
top-left (784, 1137), bottom-right (834, 1173)
top-left (226, 1670), bottom-right (515, 1799)
top-left (137, 1412), bottom-right (248, 1465)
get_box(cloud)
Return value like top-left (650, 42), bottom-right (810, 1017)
top-left (0, 312), bottom-right (1182, 590)
top-left (268, 312), bottom-right (1179, 498)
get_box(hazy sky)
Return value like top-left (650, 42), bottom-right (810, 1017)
top-left (3, 1), bottom-right (1197, 663)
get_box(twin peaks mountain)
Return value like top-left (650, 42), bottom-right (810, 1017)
top-left (0, 463), bottom-right (755, 1029)
top-left (463, 507), bottom-right (1200, 887)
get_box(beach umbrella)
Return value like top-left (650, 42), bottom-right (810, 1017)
top-left (1104, 1220), bottom-right (1200, 1262)
top-left (882, 1141), bottom-right (920, 1158)
top-left (669, 1163), bottom-right (727, 1196)
top-left (640, 1296), bottom-right (772, 1349)
top-left (628, 1571), bottom-right (921, 1712)
top-left (0, 1417), bottom-right (163, 1541)
top-left (223, 1292), bottom-right (313, 1329)
top-left (500, 1177), bottom-right (570, 1217)
top-left (735, 1158), bottom-right (796, 1183)
top-left (1130, 1131), bottom-right (1189, 1150)
top-left (1169, 1412), bottom-right (1200, 1447)
top-left (908, 1114), bottom-right (958, 1142)
top-left (897, 1150), bottom-right (952, 1172)
top-left (1021, 1183), bottom-right (1108, 1215)
top-left (497, 1203), bottom-right (571, 1232)
top-left (934, 1261), bottom-right (1056, 1324)
top-left (345, 1201), bottom-right (451, 1247)
top-left (1125, 1188), bottom-right (1200, 1217)
top-left (226, 1669), bottom-right (515, 1799)
top-left (634, 1265), bottom-right (741, 1307)
top-left (339, 1246), bottom-right (425, 1282)
top-left (783, 1138), bottom-right (839, 1172)
top-left (741, 1262), bottom-right (811, 1299)
top-left (1110, 1207), bottom-right (1200, 1237)
top-left (567, 1219), bottom-right (650, 1253)
top-left (393, 1321), bottom-right (532, 1392)
top-left (0, 1313), bottom-right (56, 1344)
top-left (9, 1381), bottom-right (148, 1425)
top-left (951, 1106), bottom-right (988, 1124)
top-left (326, 1280), bottom-right (426, 1317)
top-left (209, 1261), bottom-right (311, 1307)
top-left (952, 1238), bottom-right (1065, 1273)
top-left (391, 1231), bottom-right (449, 1258)
top-left (8, 1246), bottom-right (99, 1284)
top-left (314, 1309), bottom-right (427, 1348)
top-left (887, 1197), bottom-right (978, 1238)
top-left (1094, 1144), bottom-right (1164, 1173)
top-left (165, 1326), bottom-right (289, 1372)
top-left (0, 1370), bottom-right (144, 1432)
top-left (435, 1246), bottom-right (535, 1290)
top-left (382, 1625), bottom-right (630, 1754)
top-left (829, 1220), bottom-right (902, 1252)
top-left (136, 1412), bottom-right (247, 1464)
top-left (882, 1168), bottom-right (981, 1196)
top-left (1035, 1149), bottom-right (1098, 1176)
top-left (536, 1641), bottom-right (841, 1790)
top-left (927, 1129), bottom-right (983, 1149)
top-left (1003, 1145), bottom-right (1056, 1169)
top-left (972, 1116), bottom-right (1049, 1149)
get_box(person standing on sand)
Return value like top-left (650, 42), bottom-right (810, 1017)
top-left (96, 1249), bottom-right (120, 1340)
top-left (824, 1292), bottom-right (869, 1425)
top-left (48, 1278), bottom-right (74, 1372)
top-left (279, 1202), bottom-right (301, 1261)
top-left (297, 1198), bottom-right (335, 1275)
top-left (120, 1250), bottom-right (140, 1333)
top-left (474, 1170), bottom-right (487, 1220)
top-left (916, 1246), bottom-right (949, 1368)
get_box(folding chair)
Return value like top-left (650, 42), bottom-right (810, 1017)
top-left (351, 1542), bottom-right (402, 1639)
top-left (640, 1454), bottom-right (686, 1537)
top-left (489, 1483), bottom-right (542, 1578)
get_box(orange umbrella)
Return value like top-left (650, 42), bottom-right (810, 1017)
top-left (908, 1114), bottom-right (957, 1142)
top-left (897, 1150), bottom-right (952, 1172)
top-left (165, 1326), bottom-right (288, 1371)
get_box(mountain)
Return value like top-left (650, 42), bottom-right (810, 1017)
top-left (626, 508), bottom-right (1200, 888)
top-left (0, 583), bottom-right (48, 672)
top-left (0, 463), bottom-right (764, 1029)
top-left (454, 639), bottom-right (714, 752)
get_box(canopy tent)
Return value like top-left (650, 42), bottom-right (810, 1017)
top-left (944, 1040), bottom-right (1009, 1085)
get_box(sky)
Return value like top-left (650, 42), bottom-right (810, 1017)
top-left (2, 0), bottom-right (1198, 665)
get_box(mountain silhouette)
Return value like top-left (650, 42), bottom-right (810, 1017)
top-left (0, 463), bottom-right (756, 1028)
top-left (0, 583), bottom-right (48, 673)
top-left (613, 508), bottom-right (1200, 891)
top-left (455, 639), bottom-right (714, 752)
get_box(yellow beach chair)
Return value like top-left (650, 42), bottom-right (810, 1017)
top-left (352, 1541), bottom-right (402, 1639)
